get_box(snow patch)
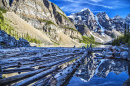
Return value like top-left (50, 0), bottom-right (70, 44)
top-left (80, 8), bottom-right (90, 12)
top-left (95, 16), bottom-right (105, 35)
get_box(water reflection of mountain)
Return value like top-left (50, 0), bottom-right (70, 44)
top-left (75, 57), bottom-right (129, 82)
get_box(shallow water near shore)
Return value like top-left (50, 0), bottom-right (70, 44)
top-left (67, 56), bottom-right (130, 86)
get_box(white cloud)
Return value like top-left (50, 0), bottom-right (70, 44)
top-left (55, 0), bottom-right (130, 16)
top-left (91, 0), bottom-right (102, 2)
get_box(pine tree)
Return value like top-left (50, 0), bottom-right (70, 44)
top-left (124, 23), bottom-right (127, 37)
top-left (128, 25), bottom-right (129, 32)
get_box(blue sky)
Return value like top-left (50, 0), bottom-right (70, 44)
top-left (49, 0), bottom-right (130, 18)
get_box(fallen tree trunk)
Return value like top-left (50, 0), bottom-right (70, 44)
top-left (13, 66), bottom-right (59, 86)
top-left (0, 67), bottom-right (35, 74)
top-left (32, 76), bottom-right (52, 86)
top-left (0, 67), bottom-right (50, 85)
top-left (2, 54), bottom-right (79, 70)
top-left (50, 52), bottom-right (88, 86)
top-left (39, 53), bottom-right (81, 69)
top-left (0, 52), bottom-right (59, 65)
top-left (1, 52), bottom-right (79, 69)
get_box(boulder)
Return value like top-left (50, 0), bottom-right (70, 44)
top-left (18, 38), bottom-right (30, 47)
top-left (121, 47), bottom-right (129, 52)
top-left (114, 52), bottom-right (120, 57)
top-left (0, 30), bottom-right (30, 48)
top-left (120, 51), bottom-right (128, 59)
top-left (19, 38), bottom-right (29, 43)
top-left (112, 46), bottom-right (120, 52)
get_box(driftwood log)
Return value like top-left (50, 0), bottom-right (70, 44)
top-left (0, 47), bottom-right (92, 86)
top-left (50, 52), bottom-right (88, 86)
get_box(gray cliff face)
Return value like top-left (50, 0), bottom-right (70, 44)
top-left (0, 0), bottom-right (82, 43)
top-left (0, 0), bottom-right (10, 8)
top-left (68, 8), bottom-right (99, 36)
top-left (96, 12), bottom-right (112, 30)
top-left (96, 12), bottom-right (113, 36)
top-left (112, 15), bottom-right (125, 33)
top-left (69, 8), bottom-right (98, 30)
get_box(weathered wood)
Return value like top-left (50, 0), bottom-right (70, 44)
top-left (39, 53), bottom-right (81, 69)
top-left (13, 66), bottom-right (59, 86)
top-left (2, 53), bottom-right (80, 69)
top-left (0, 67), bottom-right (35, 74)
top-left (32, 76), bottom-right (51, 86)
top-left (1, 52), bottom-right (78, 67)
top-left (0, 47), bottom-right (91, 86)
top-left (50, 52), bottom-right (87, 86)
top-left (0, 67), bottom-right (50, 85)
top-left (39, 56), bottom-right (73, 68)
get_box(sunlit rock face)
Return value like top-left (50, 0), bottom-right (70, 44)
top-left (0, 0), bottom-right (82, 43)
top-left (69, 8), bottom-right (99, 33)
top-left (74, 58), bottom-right (129, 82)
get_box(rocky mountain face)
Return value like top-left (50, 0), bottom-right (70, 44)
top-left (69, 8), bottom-right (98, 36)
top-left (0, 0), bottom-right (82, 44)
top-left (68, 8), bottom-right (130, 43)
top-left (75, 58), bottom-right (129, 82)
top-left (0, 30), bottom-right (30, 48)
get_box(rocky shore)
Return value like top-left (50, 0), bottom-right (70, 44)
top-left (0, 30), bottom-right (30, 49)
top-left (94, 45), bottom-right (129, 61)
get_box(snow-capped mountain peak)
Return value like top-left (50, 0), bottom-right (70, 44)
top-left (80, 8), bottom-right (90, 12)
top-left (68, 8), bottom-right (128, 43)
top-left (113, 15), bottom-right (121, 19)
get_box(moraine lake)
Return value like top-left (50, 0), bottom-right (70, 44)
top-left (67, 55), bottom-right (130, 86)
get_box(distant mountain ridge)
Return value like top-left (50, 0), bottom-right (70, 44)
top-left (68, 8), bottom-right (130, 43)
